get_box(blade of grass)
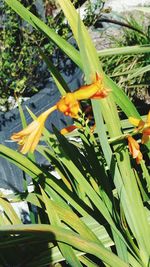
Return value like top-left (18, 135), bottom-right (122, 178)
top-left (123, 65), bottom-right (150, 81)
top-left (76, 11), bottom-right (131, 262)
top-left (98, 45), bottom-right (150, 57)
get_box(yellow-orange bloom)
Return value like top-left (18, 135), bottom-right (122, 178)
top-left (57, 93), bottom-right (80, 118)
top-left (11, 105), bottom-right (57, 154)
top-left (11, 73), bottom-right (110, 154)
top-left (127, 136), bottom-right (143, 164)
top-left (74, 73), bottom-right (110, 100)
top-left (129, 111), bottom-right (150, 144)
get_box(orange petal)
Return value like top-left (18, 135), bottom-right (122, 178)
top-left (129, 117), bottom-right (141, 127)
top-left (128, 136), bottom-right (140, 158)
top-left (141, 130), bottom-right (150, 144)
top-left (60, 125), bottom-right (78, 135)
top-left (11, 121), bottom-right (38, 140)
top-left (19, 121), bottom-right (44, 154)
top-left (73, 73), bottom-right (105, 100)
top-left (146, 110), bottom-right (150, 124)
top-left (57, 94), bottom-right (80, 118)
top-left (143, 128), bottom-right (150, 136)
top-left (91, 88), bottom-right (111, 99)
top-left (29, 124), bottom-right (45, 153)
top-left (136, 151), bottom-right (143, 164)
top-left (11, 105), bottom-right (57, 154)
top-left (127, 136), bottom-right (143, 164)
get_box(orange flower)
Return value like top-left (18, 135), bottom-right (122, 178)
top-left (129, 111), bottom-right (150, 144)
top-left (127, 136), bottom-right (143, 164)
top-left (11, 105), bottom-right (57, 154)
top-left (11, 73), bottom-right (109, 154)
top-left (142, 127), bottom-right (150, 144)
top-left (11, 94), bottom-right (80, 154)
top-left (73, 73), bottom-right (110, 100)
top-left (60, 125), bottom-right (78, 135)
top-left (57, 93), bottom-right (80, 118)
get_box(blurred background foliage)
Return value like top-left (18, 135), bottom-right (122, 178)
top-left (1, 0), bottom-right (150, 111)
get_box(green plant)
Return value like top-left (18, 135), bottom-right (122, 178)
top-left (101, 15), bottom-right (150, 105)
top-left (82, 0), bottom-right (105, 27)
top-left (1, 1), bottom-right (42, 110)
top-left (0, 0), bottom-right (73, 111)
top-left (0, 0), bottom-right (150, 266)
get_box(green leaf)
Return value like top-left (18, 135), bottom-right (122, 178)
top-left (0, 198), bottom-right (21, 225)
top-left (36, 191), bottom-right (102, 244)
top-left (79, 255), bottom-right (99, 267)
top-left (40, 188), bottom-right (83, 267)
top-left (0, 145), bottom-right (41, 178)
top-left (17, 99), bottom-right (27, 128)
top-left (105, 76), bottom-right (140, 118)
top-left (123, 64), bottom-right (150, 81)
top-left (38, 47), bottom-right (70, 95)
top-left (0, 224), bottom-right (129, 267)
top-left (52, 127), bottom-right (126, 242)
top-left (98, 45), bottom-right (150, 57)
top-left (1, 143), bottom-right (93, 218)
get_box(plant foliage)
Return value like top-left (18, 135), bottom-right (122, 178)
top-left (0, 0), bottom-right (150, 267)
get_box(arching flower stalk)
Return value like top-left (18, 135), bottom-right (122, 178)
top-left (11, 73), bottom-right (110, 154)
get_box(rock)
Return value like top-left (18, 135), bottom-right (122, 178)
top-left (105, 0), bottom-right (150, 12)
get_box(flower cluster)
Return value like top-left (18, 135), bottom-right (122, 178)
top-left (11, 73), bottom-right (108, 154)
top-left (127, 111), bottom-right (150, 164)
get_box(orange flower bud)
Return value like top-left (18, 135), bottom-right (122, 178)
top-left (57, 93), bottom-right (80, 118)
top-left (127, 136), bottom-right (143, 164)
top-left (74, 73), bottom-right (110, 100)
